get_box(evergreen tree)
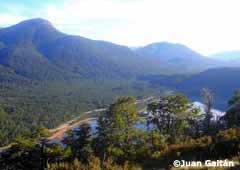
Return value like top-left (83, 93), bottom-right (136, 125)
top-left (224, 90), bottom-right (240, 128)
top-left (64, 123), bottom-right (93, 163)
top-left (147, 93), bottom-right (200, 143)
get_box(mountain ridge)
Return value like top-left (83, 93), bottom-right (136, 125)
top-left (134, 42), bottom-right (221, 73)
top-left (0, 18), bottom-right (223, 80)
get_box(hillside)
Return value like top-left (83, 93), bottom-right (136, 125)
top-left (1, 19), bottom-right (198, 80)
top-left (0, 19), bottom-right (224, 81)
top-left (135, 42), bottom-right (221, 73)
top-left (139, 67), bottom-right (240, 110)
top-left (0, 19), bottom-right (136, 80)
top-left (178, 67), bottom-right (240, 109)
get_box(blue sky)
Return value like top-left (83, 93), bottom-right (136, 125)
top-left (1, 0), bottom-right (240, 55)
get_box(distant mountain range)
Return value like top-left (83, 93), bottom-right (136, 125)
top-left (0, 18), bottom-right (229, 81)
top-left (134, 42), bottom-right (220, 73)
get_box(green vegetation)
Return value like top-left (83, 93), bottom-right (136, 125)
top-left (1, 94), bottom-right (240, 170)
top-left (0, 78), bottom-right (163, 146)
top-left (223, 90), bottom-right (240, 128)
top-left (135, 42), bottom-right (218, 74)
top-left (139, 67), bottom-right (240, 110)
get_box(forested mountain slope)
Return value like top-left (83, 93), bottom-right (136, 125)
top-left (139, 67), bottom-right (240, 110)
top-left (0, 19), bottom-right (179, 80)
top-left (135, 42), bottom-right (222, 73)
top-left (0, 18), bottom-right (223, 80)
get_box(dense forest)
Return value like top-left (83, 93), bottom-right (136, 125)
top-left (1, 92), bottom-right (240, 170)
top-left (138, 67), bottom-right (240, 110)
top-left (0, 78), bottom-right (162, 146)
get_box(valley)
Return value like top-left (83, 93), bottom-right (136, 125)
top-left (0, 18), bottom-right (240, 170)
top-left (0, 18), bottom-right (239, 146)
top-left (0, 96), bottom-right (155, 152)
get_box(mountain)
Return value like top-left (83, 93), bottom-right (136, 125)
top-left (0, 19), bottom-right (75, 80)
top-left (135, 42), bottom-right (220, 73)
top-left (139, 67), bottom-right (240, 110)
top-left (0, 18), bottom-right (141, 80)
top-left (2, 19), bottom-right (180, 80)
top-left (177, 67), bottom-right (240, 109)
top-left (1, 19), bottom-right (196, 81)
top-left (0, 18), bottom-right (223, 81)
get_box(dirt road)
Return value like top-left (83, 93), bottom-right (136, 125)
top-left (48, 97), bottom-right (154, 141)
top-left (0, 96), bottom-right (155, 152)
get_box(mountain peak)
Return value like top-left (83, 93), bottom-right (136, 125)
top-left (16, 18), bottom-right (54, 29)
top-left (19, 18), bottom-right (52, 25)
top-left (146, 42), bottom-right (189, 49)
top-left (0, 18), bottom-right (63, 46)
top-left (139, 41), bottom-right (196, 55)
